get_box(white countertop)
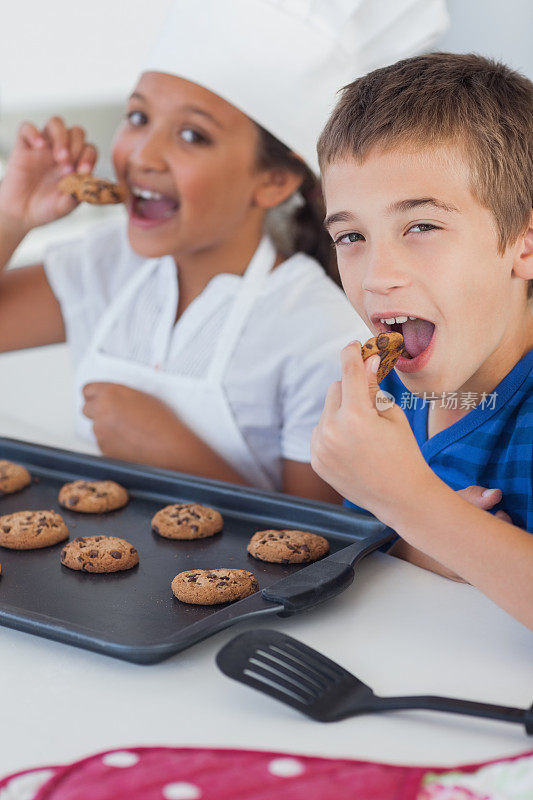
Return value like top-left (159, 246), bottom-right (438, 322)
top-left (1, 345), bottom-right (532, 776)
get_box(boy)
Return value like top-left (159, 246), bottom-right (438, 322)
top-left (312, 53), bottom-right (533, 629)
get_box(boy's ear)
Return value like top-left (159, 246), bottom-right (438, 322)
top-left (512, 210), bottom-right (533, 281)
top-left (253, 168), bottom-right (304, 209)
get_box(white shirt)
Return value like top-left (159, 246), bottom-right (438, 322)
top-left (44, 223), bottom-right (370, 489)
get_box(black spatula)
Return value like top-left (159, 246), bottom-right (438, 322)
top-left (216, 629), bottom-right (533, 733)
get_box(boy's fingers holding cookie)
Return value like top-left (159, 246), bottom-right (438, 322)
top-left (322, 379), bottom-right (342, 415)
top-left (340, 341), bottom-right (370, 408)
top-left (364, 354), bottom-right (382, 408)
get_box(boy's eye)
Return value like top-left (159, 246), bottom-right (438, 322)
top-left (180, 128), bottom-right (209, 145)
top-left (126, 110), bottom-right (147, 126)
top-left (408, 223), bottom-right (439, 233)
top-left (334, 232), bottom-right (365, 246)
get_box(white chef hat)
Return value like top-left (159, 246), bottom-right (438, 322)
top-left (142, 0), bottom-right (449, 173)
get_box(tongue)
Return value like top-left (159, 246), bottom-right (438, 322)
top-left (401, 318), bottom-right (435, 359)
top-left (136, 197), bottom-right (178, 220)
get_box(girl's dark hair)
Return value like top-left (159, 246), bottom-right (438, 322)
top-left (255, 125), bottom-right (339, 285)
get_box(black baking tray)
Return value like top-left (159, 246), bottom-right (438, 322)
top-left (0, 438), bottom-right (394, 664)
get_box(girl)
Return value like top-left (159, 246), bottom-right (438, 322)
top-left (0, 0), bottom-right (446, 500)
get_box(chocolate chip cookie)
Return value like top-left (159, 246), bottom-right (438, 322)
top-left (60, 535), bottom-right (139, 573)
top-left (151, 503), bottom-right (223, 540)
top-left (0, 460), bottom-right (31, 495)
top-left (171, 568), bottom-right (258, 605)
top-left (0, 510), bottom-right (68, 550)
top-left (58, 173), bottom-right (124, 204)
top-left (58, 480), bottom-right (129, 513)
top-left (247, 529), bottom-right (329, 564)
top-left (361, 332), bottom-right (407, 382)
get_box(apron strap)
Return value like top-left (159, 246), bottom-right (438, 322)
top-left (208, 235), bottom-right (276, 383)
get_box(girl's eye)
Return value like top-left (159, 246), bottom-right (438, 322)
top-left (334, 232), bottom-right (365, 246)
top-left (126, 110), bottom-right (147, 126)
top-left (408, 223), bottom-right (440, 233)
top-left (180, 128), bottom-right (209, 145)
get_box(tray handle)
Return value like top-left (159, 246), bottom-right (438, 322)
top-left (262, 528), bottom-right (395, 616)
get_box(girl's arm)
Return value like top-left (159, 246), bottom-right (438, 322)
top-left (0, 265), bottom-right (65, 351)
top-left (82, 381), bottom-right (342, 501)
top-left (282, 459), bottom-right (342, 503)
top-left (0, 117), bottom-right (96, 352)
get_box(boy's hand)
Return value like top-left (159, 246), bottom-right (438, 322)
top-left (82, 383), bottom-right (181, 465)
top-left (311, 342), bottom-right (433, 524)
top-left (457, 485), bottom-right (512, 523)
top-left (0, 117), bottom-right (97, 236)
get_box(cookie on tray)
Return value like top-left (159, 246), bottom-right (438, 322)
top-left (58, 173), bottom-right (124, 204)
top-left (58, 480), bottom-right (129, 513)
top-left (151, 503), bottom-right (223, 540)
top-left (60, 535), bottom-right (139, 573)
top-left (0, 510), bottom-right (68, 550)
top-left (0, 460), bottom-right (31, 496)
top-left (361, 332), bottom-right (407, 382)
top-left (247, 530), bottom-right (329, 564)
top-left (171, 568), bottom-right (258, 605)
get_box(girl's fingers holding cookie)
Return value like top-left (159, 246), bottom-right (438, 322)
top-left (67, 126), bottom-right (87, 164)
top-left (17, 121), bottom-right (46, 149)
top-left (43, 116), bottom-right (71, 164)
top-left (76, 143), bottom-right (98, 175)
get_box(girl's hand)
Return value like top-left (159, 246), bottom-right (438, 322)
top-left (310, 342), bottom-right (432, 525)
top-left (0, 117), bottom-right (97, 236)
top-left (82, 382), bottom-right (181, 465)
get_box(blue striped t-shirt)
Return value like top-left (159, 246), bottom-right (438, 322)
top-left (345, 349), bottom-right (533, 532)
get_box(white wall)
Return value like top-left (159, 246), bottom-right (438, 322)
top-left (1, 0), bottom-right (531, 112)
top-left (439, 0), bottom-right (533, 78)
top-left (0, 0), bottom-right (172, 109)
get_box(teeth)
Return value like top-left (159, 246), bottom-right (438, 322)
top-left (379, 315), bottom-right (410, 325)
top-left (131, 186), bottom-right (164, 200)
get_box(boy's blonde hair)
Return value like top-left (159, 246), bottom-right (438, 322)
top-left (318, 53), bottom-right (533, 298)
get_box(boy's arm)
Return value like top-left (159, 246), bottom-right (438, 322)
top-left (311, 342), bottom-right (533, 630)
top-left (389, 485), bottom-right (513, 582)
top-left (388, 473), bottom-right (533, 628)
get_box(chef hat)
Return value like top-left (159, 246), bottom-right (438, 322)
top-left (142, 0), bottom-right (449, 173)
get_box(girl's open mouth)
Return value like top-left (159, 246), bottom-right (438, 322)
top-left (128, 186), bottom-right (180, 228)
top-left (375, 315), bottom-right (436, 373)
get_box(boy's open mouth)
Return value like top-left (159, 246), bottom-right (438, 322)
top-left (130, 185), bottom-right (180, 221)
top-left (372, 314), bottom-right (436, 361)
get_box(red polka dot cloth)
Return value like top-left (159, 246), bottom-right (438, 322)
top-left (0, 747), bottom-right (531, 799)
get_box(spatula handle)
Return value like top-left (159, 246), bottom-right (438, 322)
top-left (379, 695), bottom-right (533, 733)
top-left (262, 532), bottom-right (395, 615)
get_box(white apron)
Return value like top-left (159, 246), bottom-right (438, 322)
top-left (73, 236), bottom-right (276, 491)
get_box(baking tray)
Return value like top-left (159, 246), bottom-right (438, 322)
top-left (0, 437), bottom-right (394, 664)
